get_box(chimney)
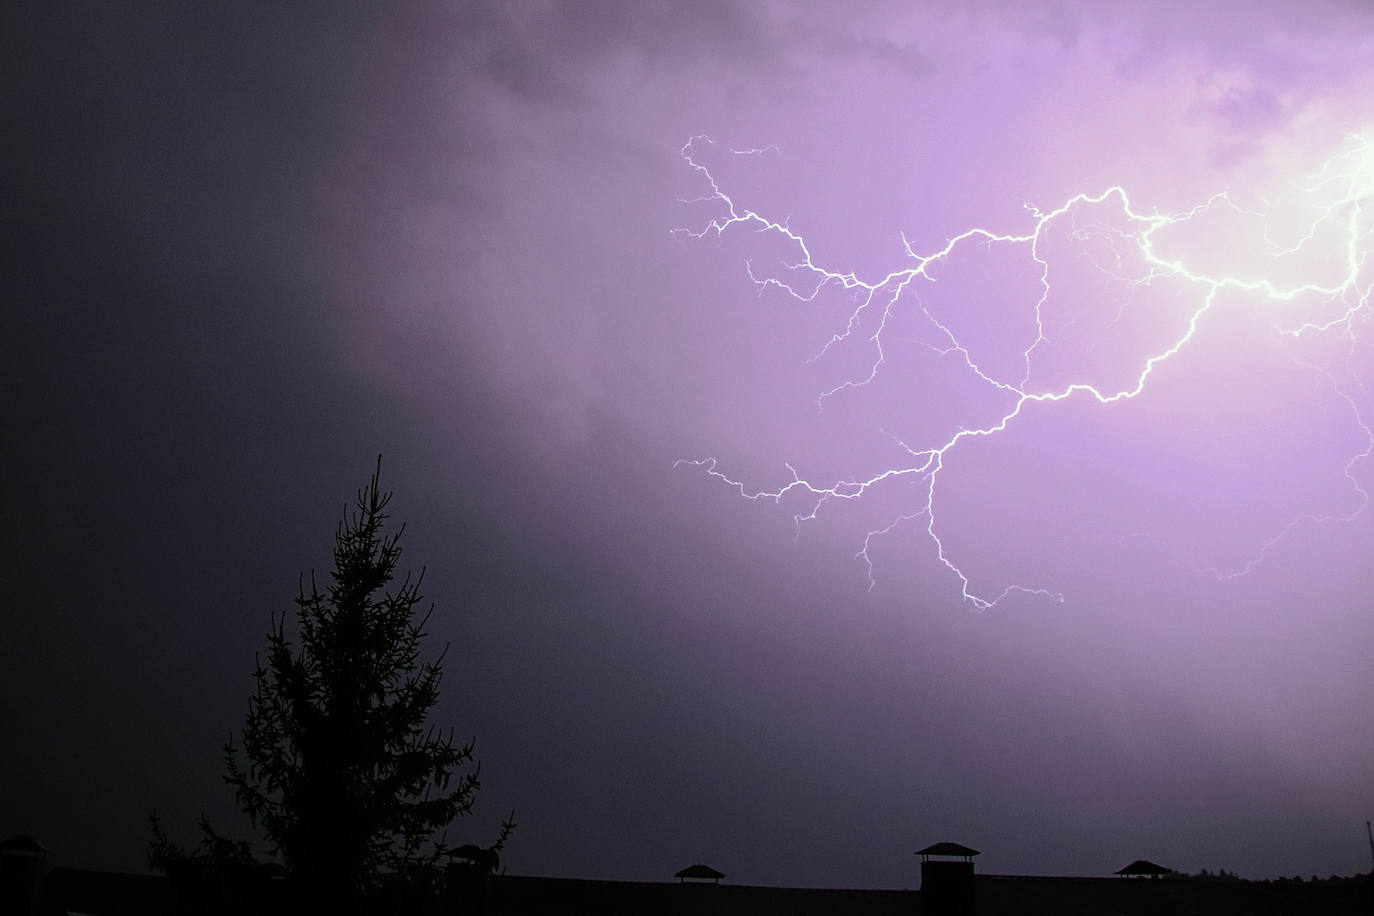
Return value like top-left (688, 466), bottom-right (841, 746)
top-left (916, 841), bottom-right (978, 916)
top-left (1, 835), bottom-right (52, 916)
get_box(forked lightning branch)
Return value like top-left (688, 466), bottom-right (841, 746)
top-left (673, 134), bottom-right (1374, 609)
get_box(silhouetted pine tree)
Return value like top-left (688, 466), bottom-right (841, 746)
top-left (223, 458), bottom-right (504, 908)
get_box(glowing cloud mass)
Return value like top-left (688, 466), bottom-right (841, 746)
top-left (675, 132), bottom-right (1374, 608)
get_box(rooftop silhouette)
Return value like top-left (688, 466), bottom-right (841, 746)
top-left (1115, 858), bottom-right (1175, 877)
top-left (675, 864), bottom-right (726, 883)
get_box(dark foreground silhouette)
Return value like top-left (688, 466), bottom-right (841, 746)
top-left (141, 458), bottom-right (513, 914)
top-left (7, 834), bottom-right (1373, 916)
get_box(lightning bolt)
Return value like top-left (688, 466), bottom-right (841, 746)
top-left (673, 134), bottom-right (1374, 610)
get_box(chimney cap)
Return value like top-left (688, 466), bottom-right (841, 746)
top-left (1, 835), bottom-right (50, 855)
top-left (916, 842), bottom-right (980, 859)
top-left (1114, 859), bottom-right (1174, 876)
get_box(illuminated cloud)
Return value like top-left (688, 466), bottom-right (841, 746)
top-left (674, 131), bottom-right (1374, 607)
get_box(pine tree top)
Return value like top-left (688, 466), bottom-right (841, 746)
top-left (223, 458), bottom-right (482, 898)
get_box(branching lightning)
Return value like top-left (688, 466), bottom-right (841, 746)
top-left (673, 134), bottom-right (1374, 609)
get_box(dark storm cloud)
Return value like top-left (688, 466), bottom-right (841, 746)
top-left (436, 0), bottom-right (779, 106)
top-left (6, 0), bottom-right (1374, 890)
top-left (444, 1), bottom-right (937, 112)
top-left (2, 0), bottom-right (453, 871)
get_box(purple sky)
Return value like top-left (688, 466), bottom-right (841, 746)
top-left (7, 0), bottom-right (1374, 889)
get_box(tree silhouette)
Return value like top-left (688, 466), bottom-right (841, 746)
top-left (222, 458), bottom-right (507, 908)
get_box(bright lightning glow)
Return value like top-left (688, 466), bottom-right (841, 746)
top-left (673, 133), bottom-right (1374, 610)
